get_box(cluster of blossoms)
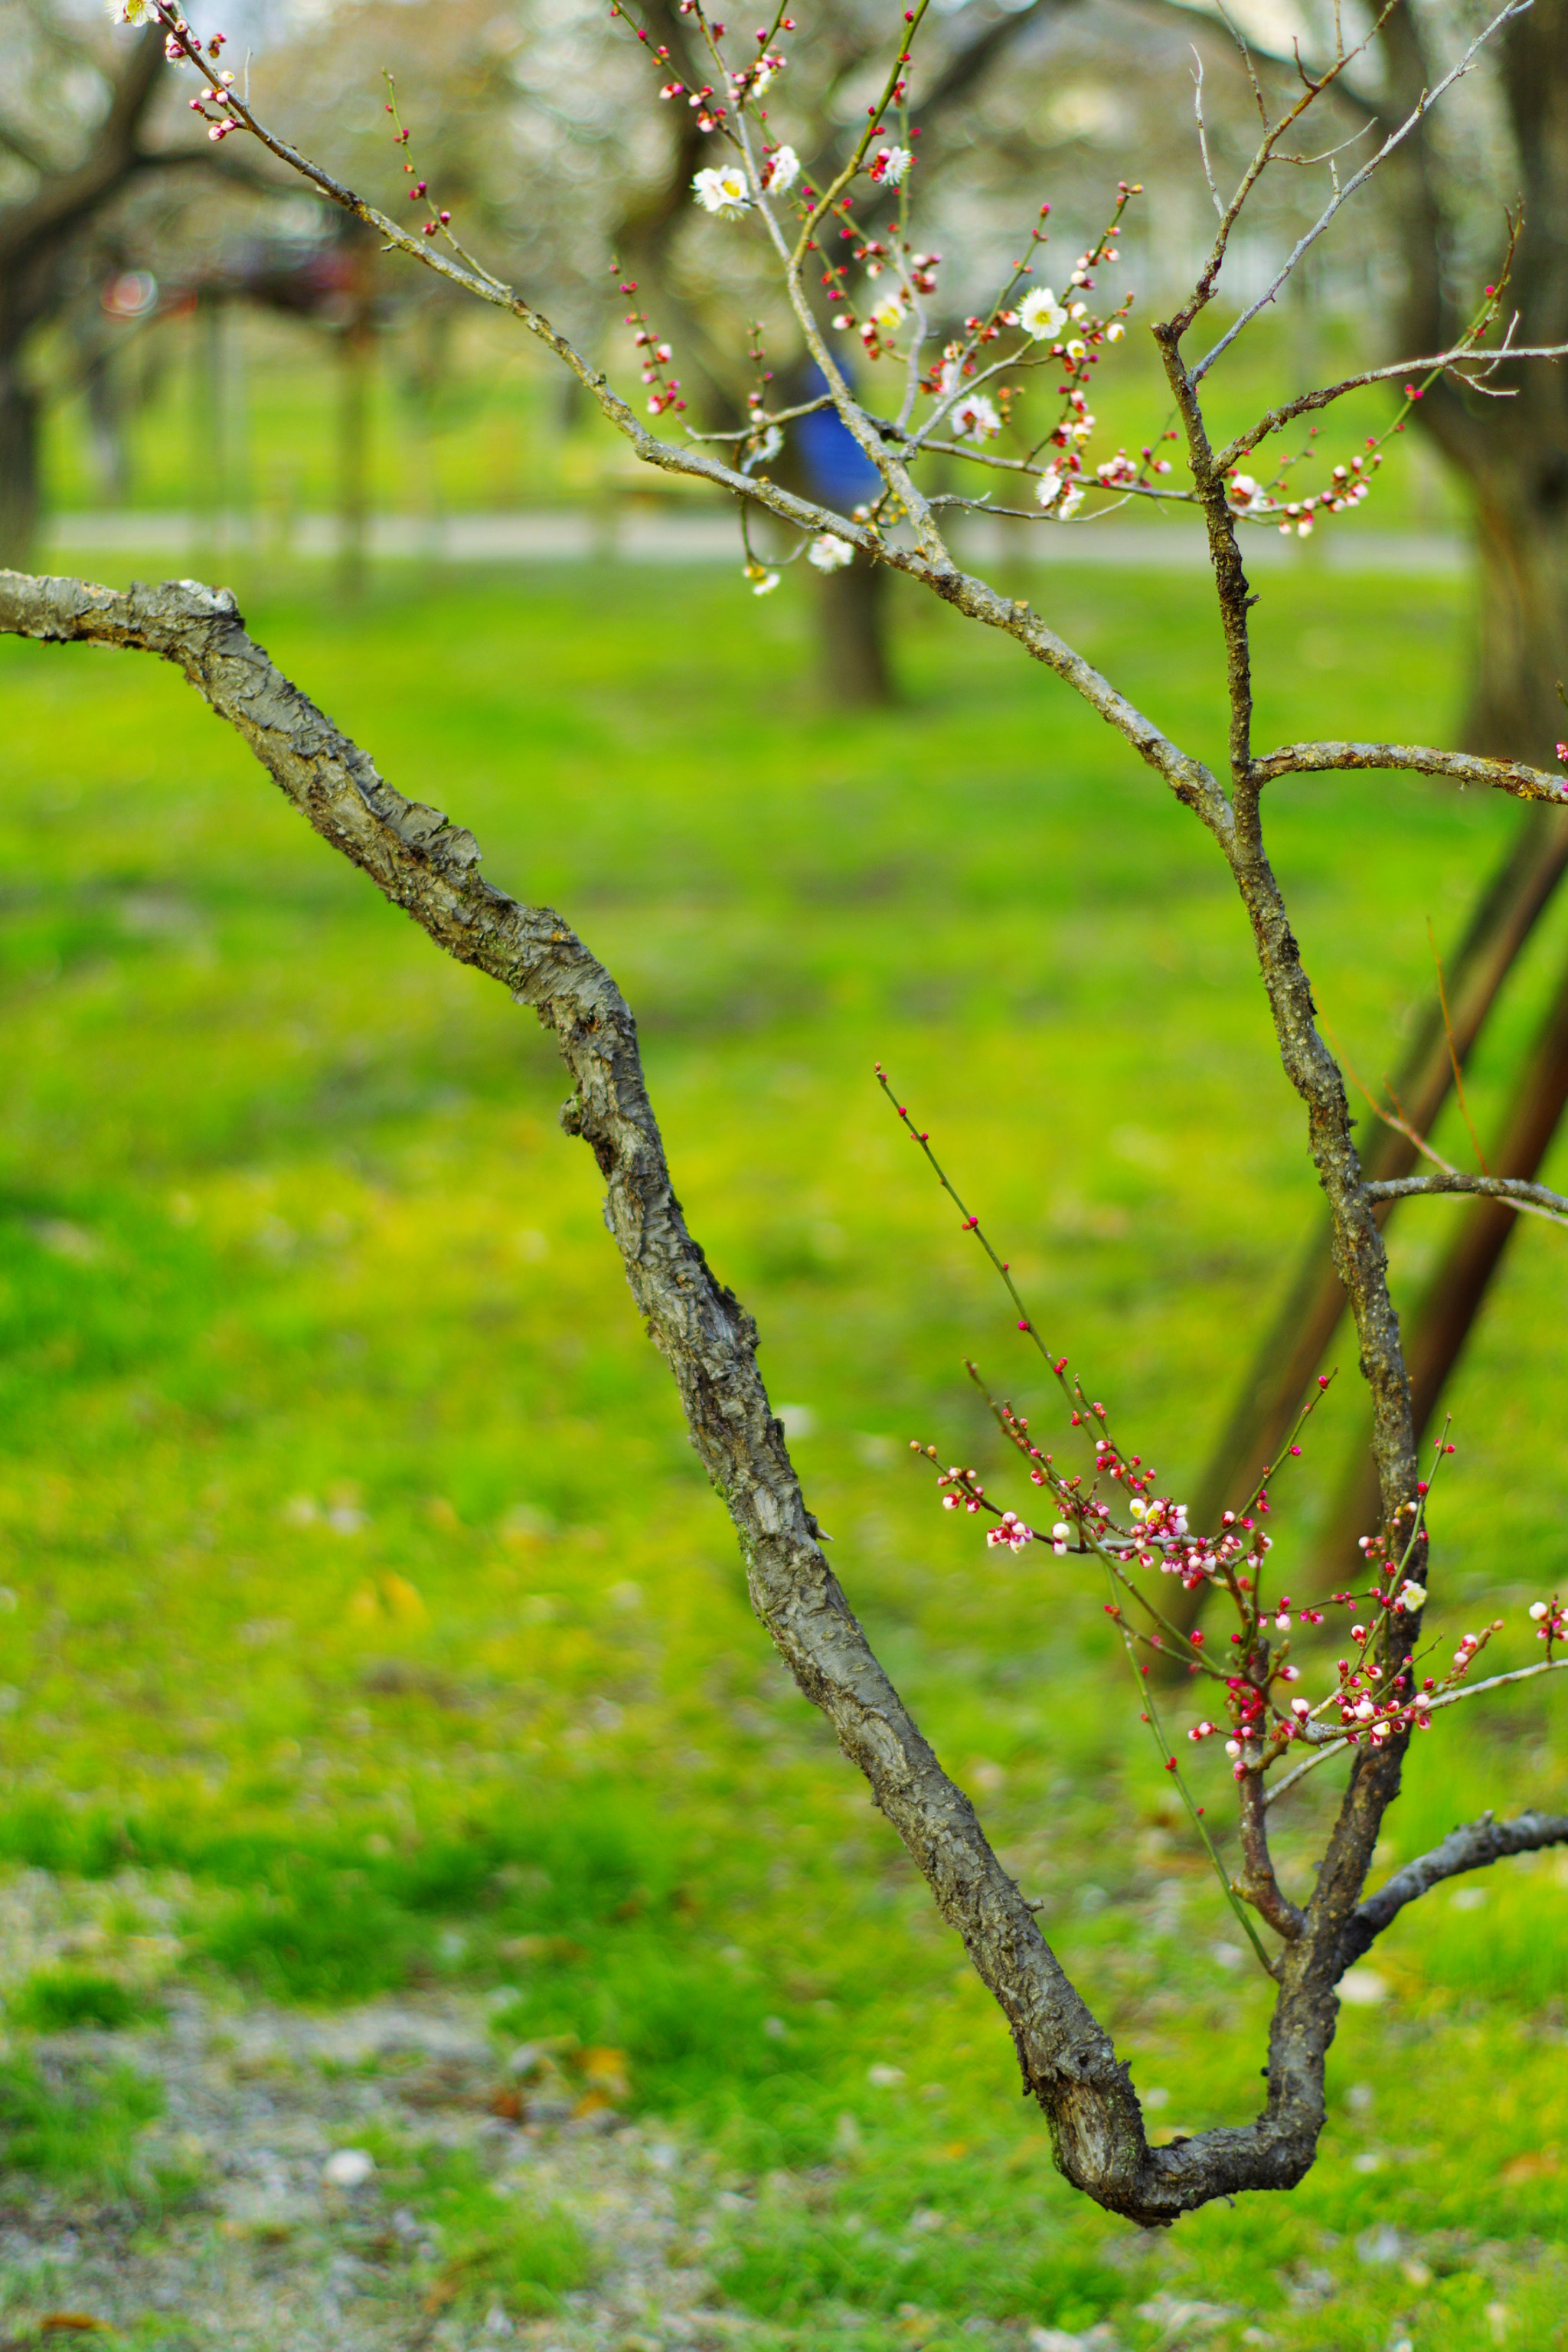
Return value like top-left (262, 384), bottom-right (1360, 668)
top-left (593, 5), bottom-right (1476, 599)
top-left (384, 97), bottom-right (454, 238)
top-left (617, 276), bottom-right (684, 416)
top-left (915, 1374), bottom-right (1560, 1795)
top-left (1530, 1596), bottom-right (1567, 1649)
top-left (1227, 447), bottom-right (1384, 539)
top-left (113, 3), bottom-right (243, 141)
top-left (643, 2), bottom-right (799, 129)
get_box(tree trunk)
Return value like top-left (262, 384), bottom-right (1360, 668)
top-left (0, 358), bottom-right (40, 571)
top-left (818, 557), bottom-right (892, 707)
top-left (1465, 453), bottom-right (1568, 760)
top-left (336, 322), bottom-right (371, 602)
top-left (1316, 936), bottom-right (1568, 1583)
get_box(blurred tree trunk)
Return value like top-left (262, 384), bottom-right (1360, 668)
top-left (1381, 0), bottom-right (1568, 760)
top-left (0, 364), bottom-right (39, 562)
top-left (1182, 805), bottom-right (1568, 1549)
top-left (819, 557), bottom-right (892, 707)
top-left (1318, 939), bottom-right (1568, 1579)
top-left (332, 224), bottom-right (378, 599)
top-left (337, 321), bottom-right (371, 599)
top-left (0, 23), bottom-right (168, 567)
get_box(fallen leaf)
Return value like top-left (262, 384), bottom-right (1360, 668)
top-left (381, 1573), bottom-right (427, 1625)
top-left (575, 2045), bottom-right (630, 2099)
top-left (1501, 2148), bottom-right (1560, 2184)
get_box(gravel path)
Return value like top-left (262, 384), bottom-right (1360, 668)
top-left (0, 1869), bottom-right (748, 2352)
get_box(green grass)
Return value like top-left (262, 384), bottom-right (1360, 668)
top-left (0, 2053), bottom-right (164, 2197)
top-left (405, 2141), bottom-right (597, 2317)
top-left (9, 1965), bottom-right (157, 2033)
top-left (2, 554), bottom-right (1567, 2347)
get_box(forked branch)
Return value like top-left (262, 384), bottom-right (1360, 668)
top-left (0, 567), bottom-right (1241, 2226)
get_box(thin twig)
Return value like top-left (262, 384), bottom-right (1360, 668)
top-left (1365, 1172), bottom-right (1568, 1226)
top-left (1193, 2), bottom-right (1530, 383)
top-left (1266, 1658), bottom-right (1568, 1807)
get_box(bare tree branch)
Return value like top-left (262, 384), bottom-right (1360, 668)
top-left (1341, 1808), bottom-right (1568, 1968)
top-left (1250, 741), bottom-right (1568, 802)
top-left (1365, 1171), bottom-right (1568, 1223)
top-left (1213, 339), bottom-right (1568, 475)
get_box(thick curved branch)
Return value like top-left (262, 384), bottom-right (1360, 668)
top-left (1341, 1808), bottom-right (1568, 1970)
top-left (1366, 1171), bottom-right (1568, 1223)
top-left (1251, 741), bottom-right (1568, 802)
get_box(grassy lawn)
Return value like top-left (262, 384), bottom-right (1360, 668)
top-left (1, 552), bottom-right (1566, 2349)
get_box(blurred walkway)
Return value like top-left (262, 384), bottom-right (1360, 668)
top-left (41, 507), bottom-right (1466, 574)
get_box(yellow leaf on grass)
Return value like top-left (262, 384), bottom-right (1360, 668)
top-left (382, 1573), bottom-right (427, 1625)
top-left (1501, 2148), bottom-right (1560, 2184)
top-left (576, 2045), bottom-right (631, 2099)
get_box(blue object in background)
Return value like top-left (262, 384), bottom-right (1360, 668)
top-left (795, 361), bottom-right (881, 508)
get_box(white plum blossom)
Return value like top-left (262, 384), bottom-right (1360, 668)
top-left (1106, 322), bottom-right (1125, 342)
top-left (1037, 465), bottom-right (1063, 509)
top-left (1018, 287), bottom-right (1068, 341)
top-left (808, 534), bottom-right (854, 572)
top-left (869, 145), bottom-right (912, 187)
top-left (108, 0), bottom-right (156, 18)
top-left (868, 292), bottom-right (906, 334)
top-left (1057, 483), bottom-right (1084, 518)
top-left (763, 145), bottom-right (800, 194)
top-left (952, 392), bottom-right (1000, 441)
top-left (1227, 472), bottom-right (1272, 515)
top-left (1396, 1580), bottom-right (1428, 1611)
top-left (744, 565), bottom-right (780, 596)
top-left (1050, 1522), bottom-right (1071, 1555)
top-left (693, 165), bottom-right (752, 220)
